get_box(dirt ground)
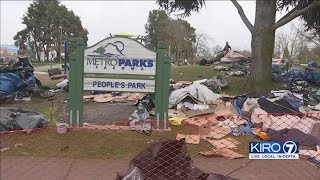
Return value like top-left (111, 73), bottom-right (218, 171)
top-left (83, 102), bottom-right (136, 124)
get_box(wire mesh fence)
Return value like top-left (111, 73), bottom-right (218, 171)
top-left (1, 112), bottom-right (319, 180)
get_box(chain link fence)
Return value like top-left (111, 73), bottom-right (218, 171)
top-left (1, 112), bottom-right (319, 180)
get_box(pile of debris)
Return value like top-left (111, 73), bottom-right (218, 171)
top-left (83, 92), bottom-right (146, 105)
top-left (0, 58), bottom-right (54, 103)
top-left (212, 62), bottom-right (250, 77)
top-left (117, 139), bottom-right (238, 180)
top-left (167, 79), bottom-right (319, 165)
top-left (0, 107), bottom-right (48, 132)
top-left (273, 67), bottom-right (320, 84)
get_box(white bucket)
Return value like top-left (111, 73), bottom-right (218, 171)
top-left (56, 123), bottom-right (69, 134)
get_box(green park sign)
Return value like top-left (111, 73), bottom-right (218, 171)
top-left (68, 37), bottom-right (171, 128)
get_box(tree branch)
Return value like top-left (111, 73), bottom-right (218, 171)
top-left (276, 5), bottom-right (299, 24)
top-left (231, 0), bottom-right (253, 33)
top-left (274, 0), bottom-right (320, 29)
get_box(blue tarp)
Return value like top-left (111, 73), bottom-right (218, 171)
top-left (308, 61), bottom-right (319, 68)
top-left (0, 73), bottom-right (26, 95)
top-left (273, 68), bottom-right (320, 83)
top-left (272, 64), bottom-right (282, 74)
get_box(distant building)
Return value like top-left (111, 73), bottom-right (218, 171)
top-left (0, 45), bottom-right (19, 62)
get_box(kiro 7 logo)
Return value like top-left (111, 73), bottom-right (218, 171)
top-left (249, 141), bottom-right (299, 159)
top-left (249, 141), bottom-right (299, 154)
top-left (283, 141), bottom-right (298, 154)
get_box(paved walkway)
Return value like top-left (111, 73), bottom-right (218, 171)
top-left (1, 156), bottom-right (319, 180)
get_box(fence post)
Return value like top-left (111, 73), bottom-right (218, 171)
top-left (68, 38), bottom-right (84, 126)
top-left (76, 39), bottom-right (84, 126)
top-left (155, 42), bottom-right (170, 129)
top-left (162, 55), bottom-right (171, 129)
top-left (68, 51), bottom-right (76, 126)
top-left (64, 41), bottom-right (68, 76)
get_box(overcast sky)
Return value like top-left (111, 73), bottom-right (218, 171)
top-left (1, 1), bottom-right (299, 50)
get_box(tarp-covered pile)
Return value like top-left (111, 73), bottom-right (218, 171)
top-left (0, 58), bottom-right (54, 103)
top-left (273, 67), bottom-right (320, 84)
top-left (0, 107), bottom-right (48, 132)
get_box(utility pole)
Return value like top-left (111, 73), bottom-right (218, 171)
top-left (59, 26), bottom-right (62, 64)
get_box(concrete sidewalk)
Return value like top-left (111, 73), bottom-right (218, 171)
top-left (1, 156), bottom-right (319, 180)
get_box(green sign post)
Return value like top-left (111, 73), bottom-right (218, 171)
top-left (68, 38), bottom-right (171, 129)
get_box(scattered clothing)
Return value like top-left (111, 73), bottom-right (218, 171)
top-left (257, 97), bottom-right (298, 114)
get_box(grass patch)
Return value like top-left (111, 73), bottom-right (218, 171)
top-left (171, 65), bottom-right (284, 96)
top-left (171, 65), bottom-right (220, 81)
top-left (42, 80), bottom-right (59, 89)
top-left (0, 128), bottom-right (176, 159)
top-left (0, 127), bottom-right (264, 160)
top-left (38, 105), bottom-right (58, 126)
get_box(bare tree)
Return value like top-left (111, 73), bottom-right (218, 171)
top-left (296, 28), bottom-right (320, 48)
top-left (194, 33), bottom-right (214, 59)
top-left (212, 45), bottom-right (223, 56)
top-left (274, 23), bottom-right (308, 65)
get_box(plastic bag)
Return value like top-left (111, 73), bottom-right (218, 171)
top-left (122, 166), bottom-right (143, 180)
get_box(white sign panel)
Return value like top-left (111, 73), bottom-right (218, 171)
top-left (84, 37), bottom-right (156, 75)
top-left (84, 78), bottom-right (155, 93)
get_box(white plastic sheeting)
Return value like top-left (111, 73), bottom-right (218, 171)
top-left (169, 83), bottom-right (222, 106)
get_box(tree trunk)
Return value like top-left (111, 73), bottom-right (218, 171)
top-left (249, 0), bottom-right (276, 96)
top-left (35, 43), bottom-right (40, 61)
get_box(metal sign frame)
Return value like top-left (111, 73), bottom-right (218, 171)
top-left (68, 38), bottom-right (171, 128)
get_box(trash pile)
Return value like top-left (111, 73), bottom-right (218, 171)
top-left (273, 67), bottom-right (320, 84)
top-left (117, 139), bottom-right (238, 180)
top-left (83, 92), bottom-right (146, 105)
top-left (212, 62), bottom-right (250, 77)
top-left (208, 49), bottom-right (250, 65)
top-left (220, 50), bottom-right (249, 63)
top-left (128, 103), bottom-right (152, 134)
top-left (167, 79), bottom-right (320, 165)
top-left (0, 107), bottom-right (48, 132)
top-left (0, 58), bottom-right (54, 103)
top-left (272, 66), bottom-right (320, 109)
top-left (308, 61), bottom-right (319, 68)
